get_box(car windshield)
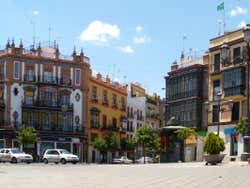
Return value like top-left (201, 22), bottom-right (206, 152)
top-left (11, 149), bottom-right (24, 154)
top-left (59, 149), bottom-right (70, 154)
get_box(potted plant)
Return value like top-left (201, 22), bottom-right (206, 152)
top-left (203, 132), bottom-right (225, 165)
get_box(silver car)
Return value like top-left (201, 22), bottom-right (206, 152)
top-left (42, 149), bottom-right (79, 164)
top-left (0, 148), bottom-right (33, 163)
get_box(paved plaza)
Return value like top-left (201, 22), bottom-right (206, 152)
top-left (0, 162), bottom-right (250, 188)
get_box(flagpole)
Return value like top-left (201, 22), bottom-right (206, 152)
top-left (223, 2), bottom-right (226, 34)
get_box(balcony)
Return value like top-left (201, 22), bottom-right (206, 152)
top-left (22, 100), bottom-right (73, 111)
top-left (112, 103), bottom-right (118, 109)
top-left (91, 96), bottom-right (98, 103)
top-left (90, 121), bottom-right (100, 129)
top-left (25, 122), bottom-right (83, 133)
top-left (39, 76), bottom-right (57, 84)
top-left (59, 78), bottom-right (72, 87)
top-left (101, 125), bottom-right (119, 132)
top-left (120, 104), bottom-right (126, 111)
top-left (24, 74), bottom-right (36, 82)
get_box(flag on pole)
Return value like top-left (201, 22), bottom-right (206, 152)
top-left (217, 2), bottom-right (224, 11)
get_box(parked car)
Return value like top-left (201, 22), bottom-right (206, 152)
top-left (0, 148), bottom-right (33, 163)
top-left (112, 156), bottom-right (133, 164)
top-left (136, 157), bottom-right (155, 164)
top-left (42, 149), bottom-right (79, 164)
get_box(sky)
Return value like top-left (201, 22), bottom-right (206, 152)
top-left (0, 0), bottom-right (250, 97)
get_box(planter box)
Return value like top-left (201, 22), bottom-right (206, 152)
top-left (203, 154), bottom-right (226, 165)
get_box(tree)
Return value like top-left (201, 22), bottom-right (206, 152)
top-left (120, 138), bottom-right (137, 152)
top-left (17, 125), bottom-right (38, 150)
top-left (203, 132), bottom-right (225, 155)
top-left (175, 128), bottom-right (197, 141)
top-left (106, 132), bottom-right (119, 152)
top-left (92, 137), bottom-right (107, 152)
top-left (236, 117), bottom-right (246, 135)
top-left (136, 125), bottom-right (160, 163)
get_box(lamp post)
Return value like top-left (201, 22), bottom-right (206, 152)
top-left (205, 91), bottom-right (233, 136)
top-left (241, 24), bottom-right (250, 161)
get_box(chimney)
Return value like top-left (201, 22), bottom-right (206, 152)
top-left (80, 48), bottom-right (84, 63)
top-left (171, 60), bottom-right (178, 71)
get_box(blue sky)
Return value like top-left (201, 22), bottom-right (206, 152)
top-left (0, 0), bottom-right (250, 97)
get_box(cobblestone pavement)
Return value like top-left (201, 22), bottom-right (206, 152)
top-left (0, 162), bottom-right (250, 188)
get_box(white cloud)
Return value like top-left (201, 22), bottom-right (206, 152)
top-left (230, 6), bottom-right (247, 16)
top-left (33, 10), bottom-right (39, 15)
top-left (136, 25), bottom-right (143, 33)
top-left (79, 20), bottom-right (120, 45)
top-left (119, 45), bottom-right (134, 54)
top-left (133, 35), bottom-right (151, 44)
top-left (238, 21), bottom-right (246, 28)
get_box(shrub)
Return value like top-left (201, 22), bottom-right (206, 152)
top-left (203, 132), bottom-right (225, 155)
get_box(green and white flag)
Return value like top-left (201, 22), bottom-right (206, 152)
top-left (217, 2), bottom-right (224, 11)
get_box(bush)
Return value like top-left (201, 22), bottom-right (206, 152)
top-left (203, 132), bottom-right (225, 155)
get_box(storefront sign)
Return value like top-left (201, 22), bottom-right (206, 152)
top-left (41, 136), bottom-right (72, 142)
top-left (224, 128), bottom-right (235, 135)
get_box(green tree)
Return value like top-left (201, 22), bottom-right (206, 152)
top-left (236, 117), bottom-right (246, 135)
top-left (17, 125), bottom-right (38, 150)
top-left (175, 128), bottom-right (197, 140)
top-left (120, 138), bottom-right (137, 151)
top-left (92, 137), bottom-right (107, 152)
top-left (203, 132), bottom-right (225, 155)
top-left (106, 132), bottom-right (119, 152)
top-left (136, 125), bottom-right (160, 163)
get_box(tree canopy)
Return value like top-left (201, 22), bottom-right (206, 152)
top-left (136, 125), bottom-right (160, 157)
top-left (17, 126), bottom-right (38, 147)
top-left (175, 128), bottom-right (197, 141)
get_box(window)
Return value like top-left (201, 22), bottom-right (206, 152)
top-left (25, 69), bottom-right (34, 81)
top-left (233, 47), bottom-right (241, 64)
top-left (44, 71), bottom-right (53, 83)
top-left (223, 67), bottom-right (245, 96)
top-left (14, 61), bottom-right (19, 79)
top-left (103, 90), bottom-right (108, 104)
top-left (91, 112), bottom-right (99, 128)
top-left (112, 94), bottom-right (117, 108)
top-left (212, 105), bottom-right (219, 123)
top-left (121, 97), bottom-right (125, 110)
top-left (25, 96), bottom-right (33, 105)
top-left (214, 53), bottom-right (220, 72)
top-left (231, 102), bottom-right (240, 121)
top-left (61, 95), bottom-right (70, 106)
top-left (92, 86), bottom-right (97, 101)
top-left (75, 69), bottom-right (80, 85)
top-left (102, 115), bottom-right (107, 127)
top-left (213, 80), bottom-right (220, 100)
top-left (112, 118), bottom-right (117, 128)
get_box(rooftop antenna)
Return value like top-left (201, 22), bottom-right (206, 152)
top-left (48, 25), bottom-right (52, 47)
top-left (217, 19), bottom-right (223, 36)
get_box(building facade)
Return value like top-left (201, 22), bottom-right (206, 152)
top-left (88, 72), bottom-right (127, 163)
top-left (146, 94), bottom-right (161, 129)
top-left (208, 29), bottom-right (247, 158)
top-left (0, 40), bottom-right (90, 161)
top-left (126, 83), bottom-right (146, 140)
top-left (162, 53), bottom-right (209, 162)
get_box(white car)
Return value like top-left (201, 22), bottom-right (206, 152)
top-left (112, 156), bottom-right (133, 164)
top-left (42, 149), bottom-right (79, 164)
top-left (0, 148), bottom-right (33, 163)
top-left (136, 157), bottom-right (155, 164)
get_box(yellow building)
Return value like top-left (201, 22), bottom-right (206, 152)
top-left (88, 72), bottom-right (127, 163)
top-left (208, 28), bottom-right (246, 158)
top-left (146, 94), bottom-right (160, 129)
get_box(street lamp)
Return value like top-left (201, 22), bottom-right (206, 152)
top-left (241, 24), bottom-right (250, 161)
top-left (205, 91), bottom-right (233, 136)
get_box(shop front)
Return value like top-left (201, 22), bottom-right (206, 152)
top-left (38, 136), bottom-right (82, 160)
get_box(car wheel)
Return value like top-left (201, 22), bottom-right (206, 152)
top-left (43, 158), bottom-right (48, 164)
top-left (11, 157), bottom-right (17, 164)
top-left (61, 158), bottom-right (66, 164)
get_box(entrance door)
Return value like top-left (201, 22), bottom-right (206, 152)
top-left (92, 150), bottom-right (96, 163)
top-left (230, 136), bottom-right (238, 156)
